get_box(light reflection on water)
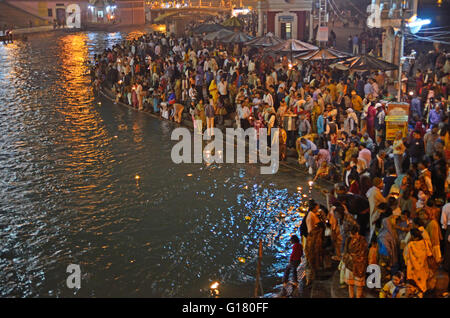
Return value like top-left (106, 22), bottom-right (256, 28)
top-left (0, 30), bottom-right (309, 297)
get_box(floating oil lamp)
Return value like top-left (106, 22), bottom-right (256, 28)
top-left (210, 281), bottom-right (220, 297)
top-left (308, 180), bottom-right (314, 199)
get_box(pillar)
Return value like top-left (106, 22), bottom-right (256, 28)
top-left (257, 1), bottom-right (263, 36)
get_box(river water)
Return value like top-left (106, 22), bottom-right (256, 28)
top-left (0, 29), bottom-right (318, 297)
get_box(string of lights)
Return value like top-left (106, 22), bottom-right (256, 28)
top-left (406, 33), bottom-right (450, 45)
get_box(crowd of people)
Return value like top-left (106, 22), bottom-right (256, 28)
top-left (89, 23), bottom-right (450, 298)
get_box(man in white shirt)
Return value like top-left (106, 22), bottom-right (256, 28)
top-left (218, 78), bottom-right (227, 96)
top-left (263, 91), bottom-right (274, 107)
top-left (248, 60), bottom-right (255, 73)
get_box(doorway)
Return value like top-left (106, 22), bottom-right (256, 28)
top-left (280, 22), bottom-right (292, 40)
top-left (56, 8), bottom-right (66, 26)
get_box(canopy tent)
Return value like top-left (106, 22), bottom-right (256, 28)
top-left (192, 23), bottom-right (226, 34)
top-left (245, 32), bottom-right (284, 47)
top-left (222, 16), bottom-right (244, 28)
top-left (294, 48), bottom-right (351, 61)
top-left (328, 62), bottom-right (350, 71)
top-left (268, 39), bottom-right (318, 54)
top-left (330, 54), bottom-right (398, 72)
top-left (267, 39), bottom-right (318, 61)
top-left (203, 29), bottom-right (234, 41)
top-left (221, 31), bottom-right (254, 43)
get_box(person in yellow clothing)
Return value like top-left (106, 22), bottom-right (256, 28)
top-left (422, 210), bottom-right (443, 264)
top-left (351, 90), bottom-right (363, 113)
top-left (403, 228), bottom-right (433, 293)
top-left (209, 79), bottom-right (219, 104)
top-left (327, 79), bottom-right (337, 102)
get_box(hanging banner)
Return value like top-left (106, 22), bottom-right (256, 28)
top-left (316, 26), bottom-right (328, 42)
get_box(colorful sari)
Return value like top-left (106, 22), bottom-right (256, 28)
top-left (403, 239), bottom-right (433, 293)
top-left (343, 233), bottom-right (368, 286)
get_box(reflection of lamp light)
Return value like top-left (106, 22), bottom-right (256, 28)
top-left (308, 181), bottom-right (313, 200)
top-left (210, 281), bottom-right (220, 297)
top-left (210, 282), bottom-right (219, 289)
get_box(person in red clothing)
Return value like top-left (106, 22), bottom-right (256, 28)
top-left (283, 235), bottom-right (303, 286)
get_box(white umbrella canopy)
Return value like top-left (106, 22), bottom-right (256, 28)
top-left (246, 32), bottom-right (284, 47)
top-left (192, 23), bottom-right (226, 34)
top-left (204, 29), bottom-right (234, 41)
top-left (221, 31), bottom-right (254, 44)
top-left (330, 54), bottom-right (398, 72)
top-left (294, 48), bottom-right (351, 61)
top-left (267, 39), bottom-right (318, 54)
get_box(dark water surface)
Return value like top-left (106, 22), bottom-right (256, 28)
top-left (0, 30), bottom-right (314, 297)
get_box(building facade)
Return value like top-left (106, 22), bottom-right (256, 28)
top-left (4, 0), bottom-right (144, 27)
top-left (257, 0), bottom-right (313, 41)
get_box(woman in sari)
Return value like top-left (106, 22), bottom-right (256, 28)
top-left (195, 99), bottom-right (206, 130)
top-left (366, 102), bottom-right (377, 140)
top-left (311, 101), bottom-right (321, 133)
top-left (304, 201), bottom-right (326, 286)
top-left (209, 79), bottom-right (219, 104)
top-left (343, 225), bottom-right (368, 298)
top-left (377, 214), bottom-right (400, 282)
top-left (403, 228), bottom-right (433, 293)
